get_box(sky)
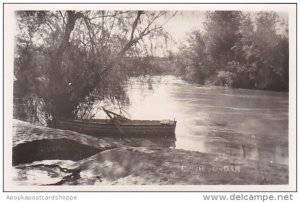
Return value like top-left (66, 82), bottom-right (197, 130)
top-left (163, 11), bottom-right (206, 43)
top-left (150, 11), bottom-right (206, 56)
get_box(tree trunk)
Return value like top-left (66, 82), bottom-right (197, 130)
top-left (47, 11), bottom-right (81, 120)
top-left (46, 11), bottom-right (146, 121)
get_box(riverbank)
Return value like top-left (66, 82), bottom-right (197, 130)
top-left (12, 119), bottom-right (288, 185)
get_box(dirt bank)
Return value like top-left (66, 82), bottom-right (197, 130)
top-left (12, 119), bottom-right (288, 185)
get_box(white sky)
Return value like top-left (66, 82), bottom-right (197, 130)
top-left (163, 11), bottom-right (206, 43)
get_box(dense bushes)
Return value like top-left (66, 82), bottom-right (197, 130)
top-left (175, 11), bottom-right (289, 91)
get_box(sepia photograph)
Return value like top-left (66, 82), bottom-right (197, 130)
top-left (3, 3), bottom-right (297, 191)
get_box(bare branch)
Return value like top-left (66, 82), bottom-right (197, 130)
top-left (43, 20), bottom-right (55, 33)
top-left (129, 11), bottom-right (144, 43)
top-left (117, 11), bottom-right (177, 58)
top-left (89, 11), bottom-right (130, 20)
top-left (82, 16), bottom-right (96, 53)
top-left (118, 11), bottom-right (144, 57)
top-left (59, 11), bottom-right (66, 26)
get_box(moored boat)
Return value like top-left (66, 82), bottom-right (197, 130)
top-left (55, 108), bottom-right (176, 138)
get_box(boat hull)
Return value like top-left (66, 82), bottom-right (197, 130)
top-left (55, 119), bottom-right (176, 138)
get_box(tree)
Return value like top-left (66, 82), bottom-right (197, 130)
top-left (175, 31), bottom-right (210, 83)
top-left (235, 12), bottom-right (289, 90)
top-left (204, 11), bottom-right (242, 69)
top-left (252, 12), bottom-right (289, 90)
top-left (175, 11), bottom-right (289, 91)
top-left (14, 10), bottom-right (175, 123)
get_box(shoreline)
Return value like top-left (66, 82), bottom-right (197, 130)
top-left (12, 119), bottom-right (288, 185)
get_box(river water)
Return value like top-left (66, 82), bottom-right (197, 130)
top-left (97, 76), bottom-right (289, 165)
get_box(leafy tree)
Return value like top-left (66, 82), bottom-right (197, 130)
top-left (204, 11), bottom-right (242, 69)
top-left (14, 10), bottom-right (175, 124)
top-left (175, 11), bottom-right (289, 91)
top-left (235, 12), bottom-right (289, 90)
top-left (252, 12), bottom-right (289, 90)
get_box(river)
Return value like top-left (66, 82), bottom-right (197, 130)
top-left (96, 75), bottom-right (289, 165)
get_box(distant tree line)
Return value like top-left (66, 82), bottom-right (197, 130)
top-left (121, 56), bottom-right (174, 77)
top-left (172, 11), bottom-right (289, 91)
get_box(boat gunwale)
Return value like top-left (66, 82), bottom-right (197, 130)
top-left (56, 119), bottom-right (177, 127)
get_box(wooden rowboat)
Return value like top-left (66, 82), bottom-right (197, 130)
top-left (55, 108), bottom-right (176, 138)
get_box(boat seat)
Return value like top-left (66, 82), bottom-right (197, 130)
top-left (160, 120), bottom-right (175, 125)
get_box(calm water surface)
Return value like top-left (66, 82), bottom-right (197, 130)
top-left (97, 76), bottom-right (289, 165)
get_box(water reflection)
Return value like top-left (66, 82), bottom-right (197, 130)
top-left (96, 76), bottom-right (289, 165)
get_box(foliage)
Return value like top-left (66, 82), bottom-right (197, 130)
top-left (14, 10), bottom-right (175, 124)
top-left (175, 11), bottom-right (289, 91)
top-left (216, 71), bottom-right (235, 87)
top-left (122, 56), bottom-right (173, 77)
